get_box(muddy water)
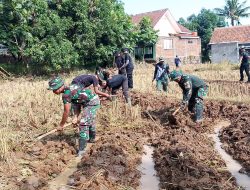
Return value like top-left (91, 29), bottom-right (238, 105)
top-left (139, 145), bottom-right (159, 190)
top-left (48, 156), bottom-right (81, 190)
top-left (211, 121), bottom-right (250, 190)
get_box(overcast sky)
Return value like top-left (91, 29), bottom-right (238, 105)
top-left (122, 0), bottom-right (250, 25)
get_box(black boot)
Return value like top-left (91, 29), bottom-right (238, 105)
top-left (89, 131), bottom-right (96, 143)
top-left (78, 138), bottom-right (86, 157)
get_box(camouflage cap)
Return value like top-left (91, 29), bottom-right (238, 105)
top-left (47, 76), bottom-right (64, 90)
top-left (169, 70), bottom-right (183, 81)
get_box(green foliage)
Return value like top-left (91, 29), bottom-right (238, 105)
top-left (133, 17), bottom-right (158, 61)
top-left (178, 9), bottom-right (226, 62)
top-left (135, 17), bottom-right (158, 47)
top-left (214, 0), bottom-right (250, 26)
top-left (0, 0), bottom-right (136, 74)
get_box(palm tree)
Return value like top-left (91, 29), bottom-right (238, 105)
top-left (214, 0), bottom-right (250, 26)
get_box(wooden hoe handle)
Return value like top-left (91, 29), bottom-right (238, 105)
top-left (36, 123), bottom-right (72, 140)
top-left (172, 107), bottom-right (181, 116)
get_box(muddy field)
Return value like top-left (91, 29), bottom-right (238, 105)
top-left (1, 91), bottom-right (250, 190)
top-left (220, 106), bottom-right (250, 176)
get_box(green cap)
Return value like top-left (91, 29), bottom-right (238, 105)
top-left (169, 70), bottom-right (183, 81)
top-left (47, 76), bottom-right (64, 90)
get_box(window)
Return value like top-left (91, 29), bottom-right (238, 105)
top-left (163, 39), bottom-right (173, 49)
top-left (144, 46), bottom-right (153, 55)
top-left (188, 40), bottom-right (193, 44)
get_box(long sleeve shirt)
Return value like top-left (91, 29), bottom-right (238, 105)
top-left (153, 62), bottom-right (170, 81)
top-left (178, 75), bottom-right (206, 102)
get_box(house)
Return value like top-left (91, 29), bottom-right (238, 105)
top-left (131, 9), bottom-right (201, 64)
top-left (209, 25), bottom-right (250, 63)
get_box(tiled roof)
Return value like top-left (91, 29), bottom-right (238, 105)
top-left (131, 9), bottom-right (192, 34)
top-left (131, 9), bottom-right (168, 27)
top-left (210, 25), bottom-right (250, 44)
top-left (177, 23), bottom-right (191, 33)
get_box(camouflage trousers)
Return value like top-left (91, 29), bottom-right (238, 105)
top-left (188, 85), bottom-right (209, 122)
top-left (78, 97), bottom-right (100, 150)
top-left (156, 78), bottom-right (168, 92)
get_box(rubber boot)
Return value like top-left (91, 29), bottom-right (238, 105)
top-left (194, 100), bottom-right (203, 125)
top-left (78, 138), bottom-right (86, 157)
top-left (89, 131), bottom-right (96, 143)
top-left (125, 97), bottom-right (132, 106)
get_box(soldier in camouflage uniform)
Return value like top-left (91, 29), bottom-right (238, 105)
top-left (48, 76), bottom-right (100, 156)
top-left (152, 57), bottom-right (170, 92)
top-left (169, 70), bottom-right (208, 124)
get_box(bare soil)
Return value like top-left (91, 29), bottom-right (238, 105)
top-left (1, 91), bottom-right (249, 190)
top-left (219, 104), bottom-right (250, 176)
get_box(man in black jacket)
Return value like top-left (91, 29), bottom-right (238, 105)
top-left (121, 48), bottom-right (134, 89)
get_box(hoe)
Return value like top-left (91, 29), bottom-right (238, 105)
top-left (168, 107), bottom-right (181, 124)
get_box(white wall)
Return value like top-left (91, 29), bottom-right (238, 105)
top-left (154, 11), bottom-right (179, 37)
top-left (211, 42), bottom-right (239, 63)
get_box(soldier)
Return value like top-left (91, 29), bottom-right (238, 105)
top-left (113, 51), bottom-right (126, 75)
top-left (121, 48), bottom-right (134, 89)
top-left (71, 74), bottom-right (110, 98)
top-left (169, 70), bottom-right (208, 125)
top-left (100, 74), bottom-right (131, 105)
top-left (152, 57), bottom-right (170, 92)
top-left (239, 47), bottom-right (250, 82)
top-left (47, 77), bottom-right (100, 157)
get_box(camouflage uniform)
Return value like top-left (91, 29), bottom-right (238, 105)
top-left (62, 84), bottom-right (100, 151)
top-left (178, 74), bottom-right (208, 122)
top-left (153, 61), bottom-right (170, 92)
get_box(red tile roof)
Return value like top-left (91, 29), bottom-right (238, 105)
top-left (177, 23), bottom-right (191, 33)
top-left (131, 9), bottom-right (168, 27)
top-left (210, 25), bottom-right (250, 44)
top-left (131, 9), bottom-right (191, 34)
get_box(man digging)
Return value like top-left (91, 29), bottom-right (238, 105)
top-left (47, 76), bottom-right (100, 157)
top-left (96, 67), bottom-right (132, 105)
top-left (169, 70), bottom-right (208, 126)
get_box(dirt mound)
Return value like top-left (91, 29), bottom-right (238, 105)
top-left (152, 126), bottom-right (238, 190)
top-left (15, 136), bottom-right (76, 190)
top-left (70, 130), bottom-right (143, 190)
top-left (220, 106), bottom-right (250, 176)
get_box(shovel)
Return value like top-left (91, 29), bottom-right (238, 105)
top-left (168, 107), bottom-right (181, 124)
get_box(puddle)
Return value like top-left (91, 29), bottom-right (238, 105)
top-left (48, 138), bottom-right (99, 190)
top-left (139, 145), bottom-right (159, 190)
top-left (48, 156), bottom-right (81, 190)
top-left (210, 121), bottom-right (250, 190)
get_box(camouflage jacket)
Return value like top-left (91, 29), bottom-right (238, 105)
top-left (178, 75), bottom-right (207, 102)
top-left (62, 84), bottom-right (97, 105)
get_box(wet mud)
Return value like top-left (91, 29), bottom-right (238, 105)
top-left (1, 91), bottom-right (249, 190)
top-left (70, 130), bottom-right (143, 190)
top-left (220, 106), bottom-right (250, 176)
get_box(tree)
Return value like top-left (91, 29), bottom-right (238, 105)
top-left (0, 0), bottom-right (138, 73)
top-left (134, 17), bottom-right (158, 62)
top-left (57, 0), bottom-right (135, 67)
top-left (214, 0), bottom-right (250, 26)
top-left (178, 9), bottom-right (226, 62)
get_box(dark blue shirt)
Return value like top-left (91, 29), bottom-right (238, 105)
top-left (107, 75), bottom-right (127, 89)
top-left (71, 75), bottom-right (98, 88)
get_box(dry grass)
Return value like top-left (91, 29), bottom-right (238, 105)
top-left (134, 63), bottom-right (250, 103)
top-left (0, 63), bottom-right (249, 162)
